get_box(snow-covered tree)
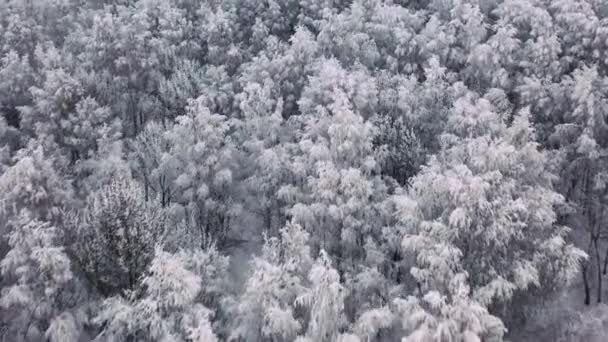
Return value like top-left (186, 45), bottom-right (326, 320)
top-left (297, 250), bottom-right (346, 342)
top-left (396, 275), bottom-right (505, 342)
top-left (0, 0), bottom-right (605, 340)
top-left (1, 211), bottom-right (80, 342)
top-left (0, 50), bottom-right (35, 132)
top-left (398, 93), bottom-right (584, 320)
top-left (94, 246), bottom-right (227, 342)
top-left (231, 222), bottom-right (311, 341)
top-left (238, 81), bottom-right (292, 234)
top-left (372, 114), bottom-right (424, 185)
top-left (19, 46), bottom-right (121, 165)
top-left (540, 66), bottom-right (608, 305)
top-left (129, 121), bottom-right (175, 204)
top-left (0, 144), bottom-right (72, 252)
top-left (164, 96), bottom-right (239, 245)
top-left (287, 86), bottom-right (388, 266)
top-left (68, 174), bottom-right (166, 295)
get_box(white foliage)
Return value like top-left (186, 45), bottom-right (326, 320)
top-left (301, 250), bottom-right (346, 342)
top-left (46, 312), bottom-right (80, 342)
top-left (94, 247), bottom-right (221, 342)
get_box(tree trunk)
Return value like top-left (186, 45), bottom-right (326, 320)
top-left (264, 206), bottom-right (272, 233)
top-left (583, 263), bottom-right (591, 305)
top-left (603, 246), bottom-right (608, 275)
top-left (595, 238), bottom-right (602, 303)
top-left (583, 236), bottom-right (593, 306)
top-left (144, 181), bottom-right (149, 202)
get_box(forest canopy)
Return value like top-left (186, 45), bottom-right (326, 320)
top-left (1, 0), bottom-right (608, 341)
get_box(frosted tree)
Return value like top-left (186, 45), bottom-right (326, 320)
top-left (231, 222), bottom-right (311, 341)
top-left (298, 58), bottom-right (378, 118)
top-left (158, 59), bottom-right (207, 119)
top-left (395, 275), bottom-right (505, 342)
top-left (0, 50), bottom-right (35, 131)
top-left (544, 66), bottom-right (608, 304)
top-left (0, 144), bottom-right (77, 341)
top-left (94, 247), bottom-right (226, 342)
top-left (296, 250), bottom-right (346, 342)
top-left (129, 121), bottom-right (175, 205)
top-left (0, 117), bottom-right (13, 172)
top-left (287, 89), bottom-right (387, 266)
top-left (0, 0), bottom-right (605, 339)
top-left (0, 0), bottom-right (77, 58)
top-left (75, 129), bottom-right (132, 197)
top-left (464, 25), bottom-right (519, 92)
top-left (130, 96), bottom-right (237, 244)
top-left (417, 1), bottom-right (487, 75)
top-left (399, 93), bottom-right (584, 323)
top-left (237, 75), bottom-right (303, 234)
top-left (164, 96), bottom-right (239, 246)
top-left (351, 306), bottom-right (393, 341)
top-left (198, 5), bottom-right (242, 73)
top-left (238, 25), bottom-right (319, 119)
top-left (66, 97), bottom-right (121, 163)
top-left (286, 74), bottom-right (397, 323)
top-left (314, 0), bottom-right (424, 72)
top-left (1, 211), bottom-right (80, 342)
top-left (398, 56), bottom-right (455, 154)
top-left (494, 0), bottom-right (561, 78)
top-left (19, 46), bottom-right (121, 165)
top-left (519, 64), bottom-right (608, 305)
top-left (69, 0), bottom-right (202, 135)
top-left (549, 0), bottom-right (599, 70)
top-left (372, 114), bottom-right (424, 185)
top-left (297, 0), bottom-right (347, 32)
top-left (67, 174), bottom-right (166, 295)
top-left (0, 144), bottom-right (72, 250)
top-left (159, 59), bottom-right (236, 118)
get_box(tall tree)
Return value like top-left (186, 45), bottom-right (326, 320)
top-left (398, 93), bottom-right (584, 324)
top-left (67, 174), bottom-right (166, 296)
top-left (1, 212), bottom-right (80, 342)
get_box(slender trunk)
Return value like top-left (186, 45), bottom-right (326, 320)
top-left (583, 236), bottom-right (594, 306)
top-left (264, 206), bottom-right (272, 233)
top-left (139, 110), bottom-right (145, 132)
top-left (582, 165), bottom-right (595, 305)
top-left (583, 264), bottom-right (591, 305)
top-left (132, 107), bottom-right (138, 136)
top-left (201, 224), bottom-right (208, 248)
top-left (594, 237), bottom-right (602, 303)
top-left (603, 246), bottom-right (608, 275)
top-left (144, 181), bottom-right (149, 202)
top-left (276, 199), bottom-right (285, 231)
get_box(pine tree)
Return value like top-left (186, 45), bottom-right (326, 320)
top-left (67, 174), bottom-right (165, 295)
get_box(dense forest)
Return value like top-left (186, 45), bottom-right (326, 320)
top-left (1, 0), bottom-right (608, 341)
